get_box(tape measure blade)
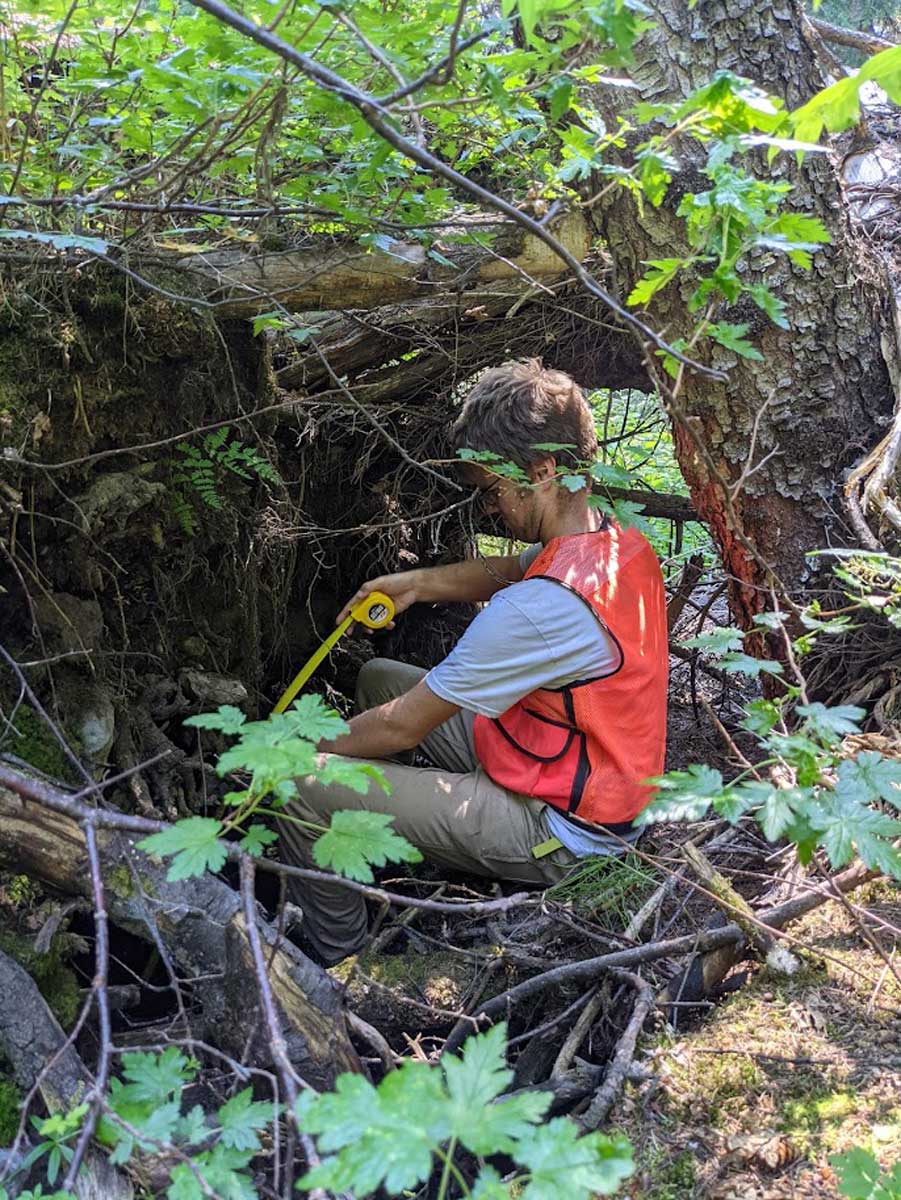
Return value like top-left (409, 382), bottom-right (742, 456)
top-left (272, 615), bottom-right (353, 714)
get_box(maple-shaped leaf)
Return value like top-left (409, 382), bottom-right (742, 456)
top-left (837, 752), bottom-right (901, 809)
top-left (137, 817), bottom-right (227, 882)
top-left (318, 756), bottom-right (390, 795)
top-left (217, 1088), bottom-right (273, 1152)
top-left (635, 765), bottom-right (725, 825)
top-left (239, 824), bottom-right (278, 857)
top-left (312, 810), bottom-right (421, 882)
top-left (297, 1063), bottom-right (447, 1195)
top-left (796, 702), bottom-right (864, 744)
top-left (516, 1119), bottom-right (633, 1199)
top-left (443, 1023), bottom-right (550, 1154)
top-left (283, 694), bottom-right (349, 743)
top-left (681, 627), bottom-right (744, 655)
top-left (184, 705), bottom-right (247, 735)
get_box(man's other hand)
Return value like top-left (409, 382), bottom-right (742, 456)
top-left (336, 571), bottom-right (421, 629)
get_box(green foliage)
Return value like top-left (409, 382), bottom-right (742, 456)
top-left (791, 46), bottom-right (901, 143)
top-left (97, 1049), bottom-right (268, 1196)
top-left (833, 1147), bottom-right (901, 1200)
top-left (638, 593), bottom-right (901, 881)
top-left (312, 810), bottom-right (422, 883)
top-left (296, 1022), bottom-right (633, 1197)
top-left (21, 1106), bottom-right (87, 1187)
top-left (0, 1077), bottom-right (22, 1146)
top-left (546, 853), bottom-right (657, 926)
top-left (137, 696), bottom-right (416, 886)
top-left (170, 427), bottom-right (281, 534)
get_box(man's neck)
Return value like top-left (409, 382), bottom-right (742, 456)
top-left (539, 498), bottom-right (600, 544)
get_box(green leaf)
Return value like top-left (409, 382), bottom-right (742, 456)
top-left (118, 1048), bottom-right (195, 1105)
top-left (742, 699), bottom-right (781, 736)
top-left (560, 474), bottom-right (588, 493)
top-left (312, 810), bottom-right (422, 882)
top-left (217, 1088), bottom-right (273, 1152)
top-left (283, 694), bottom-right (349, 743)
top-left (517, 1120), bottom-right (634, 1199)
top-left (239, 824), bottom-right (278, 856)
top-left (184, 705), bottom-right (247, 734)
top-left (720, 653), bottom-right (784, 678)
top-left (297, 1064), bottom-right (446, 1195)
top-left (680, 627), bottom-right (744, 655)
top-left (832, 1146), bottom-right (896, 1200)
top-left (443, 1023), bottom-right (550, 1154)
top-left (635, 765), bottom-right (725, 825)
top-left (627, 258), bottom-right (683, 306)
top-left (708, 321), bottom-right (764, 360)
top-left (137, 817), bottom-right (227, 881)
top-left (837, 752), bottom-right (901, 809)
top-left (758, 786), bottom-right (806, 842)
top-left (548, 77), bottom-right (573, 122)
top-left (748, 283), bottom-right (789, 329)
top-left (796, 703), bottom-right (864, 743)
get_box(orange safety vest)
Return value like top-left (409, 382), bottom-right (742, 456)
top-left (473, 525), bottom-right (668, 829)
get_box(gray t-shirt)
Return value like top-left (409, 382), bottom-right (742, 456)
top-left (426, 546), bottom-right (636, 857)
top-left (425, 545), bottom-right (619, 716)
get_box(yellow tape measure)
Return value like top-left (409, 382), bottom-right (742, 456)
top-left (272, 591), bottom-right (395, 714)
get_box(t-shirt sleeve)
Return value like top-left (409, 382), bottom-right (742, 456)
top-left (519, 543), bottom-right (542, 572)
top-left (425, 578), bottom-right (619, 717)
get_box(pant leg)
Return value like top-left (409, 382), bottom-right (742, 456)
top-left (355, 657), bottom-right (478, 774)
top-left (277, 757), bottom-right (576, 965)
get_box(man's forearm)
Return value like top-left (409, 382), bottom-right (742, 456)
top-left (321, 705), bottom-right (414, 760)
top-left (410, 555), bottom-right (523, 604)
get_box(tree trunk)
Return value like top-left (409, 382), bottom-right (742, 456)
top-left (588, 0), bottom-right (898, 618)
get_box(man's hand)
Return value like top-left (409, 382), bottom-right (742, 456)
top-left (337, 555), bottom-right (525, 628)
top-left (336, 571), bottom-right (421, 630)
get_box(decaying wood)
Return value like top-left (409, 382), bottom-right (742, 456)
top-left (0, 784), bottom-right (360, 1088)
top-left (169, 212), bottom-right (591, 316)
top-left (0, 950), bottom-right (133, 1200)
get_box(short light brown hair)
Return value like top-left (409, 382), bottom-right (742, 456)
top-left (452, 359), bottom-right (597, 471)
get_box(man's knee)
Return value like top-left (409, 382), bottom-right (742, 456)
top-left (355, 657), bottom-right (389, 712)
top-left (355, 656), bottom-right (412, 713)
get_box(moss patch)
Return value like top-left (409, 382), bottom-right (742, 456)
top-left (0, 1077), bottom-right (22, 1147)
top-left (0, 928), bottom-right (81, 1031)
top-left (0, 704), bottom-right (74, 782)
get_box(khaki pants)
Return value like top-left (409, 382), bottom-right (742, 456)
top-left (276, 658), bottom-right (578, 964)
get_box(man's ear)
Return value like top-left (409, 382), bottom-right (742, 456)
top-left (528, 455), bottom-right (557, 484)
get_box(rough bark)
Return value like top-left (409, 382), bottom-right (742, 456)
top-left (0, 783), bottom-right (360, 1088)
top-left (588, 0), bottom-right (898, 618)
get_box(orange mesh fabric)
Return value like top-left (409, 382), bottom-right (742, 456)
top-left (473, 525), bottom-right (668, 826)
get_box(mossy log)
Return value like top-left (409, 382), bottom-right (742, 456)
top-left (0, 949), bottom-right (133, 1200)
top-left (0, 782), bottom-right (360, 1088)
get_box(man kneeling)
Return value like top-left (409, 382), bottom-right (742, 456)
top-left (277, 359), bottom-right (669, 965)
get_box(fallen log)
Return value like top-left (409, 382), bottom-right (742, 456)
top-left (0, 782), bottom-right (360, 1089)
top-left (169, 212), bottom-right (591, 317)
top-left (0, 950), bottom-right (133, 1200)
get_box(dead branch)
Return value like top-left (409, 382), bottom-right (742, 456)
top-left (808, 15), bottom-right (896, 56)
top-left (446, 860), bottom-right (875, 1050)
top-left (578, 970), bottom-right (654, 1129)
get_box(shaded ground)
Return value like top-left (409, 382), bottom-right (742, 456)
top-left (614, 878), bottom-right (901, 1199)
